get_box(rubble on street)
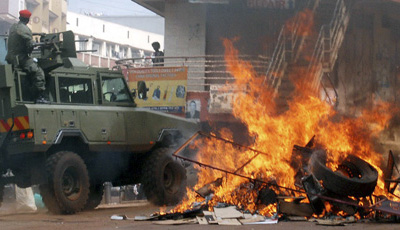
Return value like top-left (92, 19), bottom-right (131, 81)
top-left (132, 131), bottom-right (400, 226)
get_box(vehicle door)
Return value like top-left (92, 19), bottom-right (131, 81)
top-left (83, 73), bottom-right (130, 143)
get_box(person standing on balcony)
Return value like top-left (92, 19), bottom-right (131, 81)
top-left (151, 41), bottom-right (164, 67)
top-left (6, 10), bottom-right (47, 103)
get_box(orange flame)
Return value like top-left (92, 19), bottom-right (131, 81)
top-left (173, 8), bottom-right (399, 216)
top-left (284, 9), bottom-right (315, 37)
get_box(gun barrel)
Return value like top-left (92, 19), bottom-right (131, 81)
top-left (34, 40), bottom-right (62, 47)
top-left (76, 49), bottom-right (97, 53)
top-left (75, 39), bottom-right (89, 43)
top-left (32, 33), bottom-right (46, 36)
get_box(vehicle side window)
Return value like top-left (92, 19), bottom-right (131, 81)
top-left (101, 77), bottom-right (132, 103)
top-left (58, 77), bottom-right (93, 104)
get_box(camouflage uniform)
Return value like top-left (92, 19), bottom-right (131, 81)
top-left (6, 21), bottom-right (45, 93)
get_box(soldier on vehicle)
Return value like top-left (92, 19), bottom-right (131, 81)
top-left (6, 10), bottom-right (48, 103)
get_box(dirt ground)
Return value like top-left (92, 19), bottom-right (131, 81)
top-left (0, 201), bottom-right (399, 230)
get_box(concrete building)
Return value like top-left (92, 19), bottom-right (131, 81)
top-left (0, 0), bottom-right (165, 70)
top-left (0, 0), bottom-right (24, 34)
top-left (96, 15), bottom-right (164, 35)
top-left (0, 0), bottom-right (67, 35)
top-left (131, 0), bottom-right (400, 141)
top-left (131, 0), bottom-right (400, 104)
top-left (66, 12), bottom-right (164, 69)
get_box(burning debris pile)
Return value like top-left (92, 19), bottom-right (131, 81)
top-left (140, 34), bottom-right (400, 225)
top-left (151, 132), bottom-right (400, 226)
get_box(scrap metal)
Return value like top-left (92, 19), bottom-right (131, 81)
top-left (384, 150), bottom-right (400, 194)
top-left (173, 131), bottom-right (400, 218)
top-left (172, 131), bottom-right (305, 194)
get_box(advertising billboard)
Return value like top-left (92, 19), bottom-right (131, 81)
top-left (126, 67), bottom-right (188, 113)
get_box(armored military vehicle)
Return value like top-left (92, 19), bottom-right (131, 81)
top-left (0, 31), bottom-right (198, 214)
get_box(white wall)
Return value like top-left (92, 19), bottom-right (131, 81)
top-left (164, 2), bottom-right (206, 91)
top-left (0, 0), bottom-right (25, 34)
top-left (164, 2), bottom-right (206, 57)
top-left (67, 12), bottom-right (164, 53)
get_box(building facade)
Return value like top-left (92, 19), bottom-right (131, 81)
top-left (132, 0), bottom-right (400, 140)
top-left (133, 0), bottom-right (400, 106)
top-left (97, 15), bottom-right (164, 35)
top-left (0, 0), bottom-right (67, 35)
top-left (66, 12), bottom-right (164, 69)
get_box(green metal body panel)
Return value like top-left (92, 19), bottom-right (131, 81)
top-left (0, 31), bottom-right (198, 186)
top-left (4, 104), bottom-right (196, 155)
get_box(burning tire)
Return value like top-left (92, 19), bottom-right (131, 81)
top-left (309, 150), bottom-right (378, 197)
top-left (84, 184), bottom-right (104, 210)
top-left (40, 151), bottom-right (90, 214)
top-left (141, 148), bottom-right (187, 206)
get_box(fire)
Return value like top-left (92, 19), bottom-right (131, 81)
top-left (159, 206), bottom-right (167, 215)
top-left (174, 8), bottom-right (399, 216)
top-left (284, 9), bottom-right (315, 37)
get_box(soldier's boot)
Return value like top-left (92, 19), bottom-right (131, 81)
top-left (35, 91), bottom-right (49, 104)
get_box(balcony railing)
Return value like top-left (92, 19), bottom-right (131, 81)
top-left (116, 55), bottom-right (270, 92)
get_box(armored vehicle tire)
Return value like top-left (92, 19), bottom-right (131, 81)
top-left (84, 184), bottom-right (104, 210)
top-left (141, 148), bottom-right (187, 206)
top-left (309, 150), bottom-right (378, 197)
top-left (40, 151), bottom-right (90, 214)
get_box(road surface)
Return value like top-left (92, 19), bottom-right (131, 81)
top-left (0, 201), bottom-right (399, 230)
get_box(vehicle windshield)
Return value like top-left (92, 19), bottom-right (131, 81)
top-left (101, 77), bottom-right (133, 103)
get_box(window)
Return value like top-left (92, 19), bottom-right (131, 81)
top-left (76, 18), bottom-right (79, 27)
top-left (111, 48), bottom-right (119, 58)
top-left (120, 47), bottom-right (127, 58)
top-left (16, 73), bottom-right (56, 102)
top-left (101, 77), bottom-right (132, 103)
top-left (79, 38), bottom-right (86, 51)
top-left (92, 42), bottom-right (101, 55)
top-left (58, 77), bottom-right (93, 104)
top-left (127, 31), bottom-right (129, 38)
top-left (19, 0), bottom-right (25, 10)
top-left (106, 44), bottom-right (111, 57)
top-left (103, 24), bottom-right (105, 32)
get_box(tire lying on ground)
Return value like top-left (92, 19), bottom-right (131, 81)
top-left (309, 149), bottom-right (378, 197)
top-left (141, 147), bottom-right (187, 206)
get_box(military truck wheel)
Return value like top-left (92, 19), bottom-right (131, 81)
top-left (84, 184), bottom-right (104, 210)
top-left (40, 151), bottom-right (90, 214)
top-left (141, 148), bottom-right (187, 206)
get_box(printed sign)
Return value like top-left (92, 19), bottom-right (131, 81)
top-left (186, 99), bottom-right (201, 120)
top-left (209, 84), bottom-right (241, 114)
top-left (247, 0), bottom-right (295, 9)
top-left (126, 67), bottom-right (188, 113)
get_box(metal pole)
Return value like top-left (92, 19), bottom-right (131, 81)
top-left (104, 182), bottom-right (112, 204)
